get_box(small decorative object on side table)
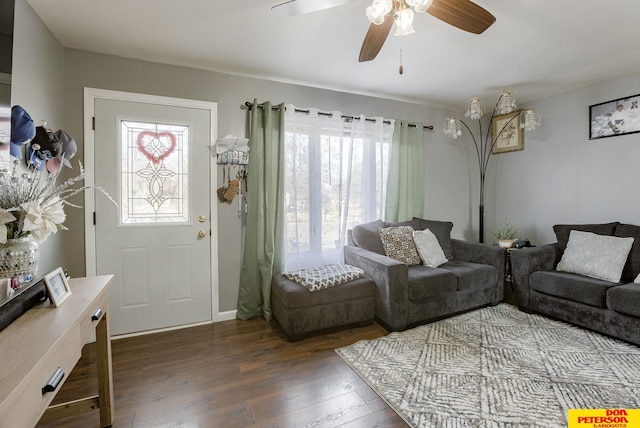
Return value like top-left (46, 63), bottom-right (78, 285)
top-left (494, 219), bottom-right (519, 249)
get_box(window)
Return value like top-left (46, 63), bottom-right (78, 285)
top-left (283, 107), bottom-right (393, 270)
top-left (120, 120), bottom-right (189, 225)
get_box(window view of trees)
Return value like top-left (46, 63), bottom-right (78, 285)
top-left (284, 120), bottom-right (391, 270)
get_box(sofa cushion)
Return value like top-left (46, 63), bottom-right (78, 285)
top-left (530, 270), bottom-right (617, 308)
top-left (553, 222), bottom-right (618, 254)
top-left (384, 218), bottom-right (423, 230)
top-left (614, 223), bottom-right (640, 282)
top-left (556, 230), bottom-right (633, 282)
top-left (271, 274), bottom-right (375, 309)
top-left (351, 219), bottom-right (385, 254)
top-left (407, 265), bottom-right (457, 300)
top-left (412, 217), bottom-right (454, 259)
top-left (413, 228), bottom-right (448, 268)
top-left (607, 283), bottom-right (640, 318)
top-left (440, 260), bottom-right (497, 292)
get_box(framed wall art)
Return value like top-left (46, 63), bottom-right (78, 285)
top-left (44, 267), bottom-right (72, 307)
top-left (492, 110), bottom-right (524, 154)
top-left (589, 94), bottom-right (640, 140)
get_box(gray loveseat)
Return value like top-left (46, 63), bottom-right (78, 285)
top-left (344, 217), bottom-right (505, 331)
top-left (510, 222), bottom-right (640, 346)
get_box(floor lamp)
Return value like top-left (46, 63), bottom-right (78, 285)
top-left (443, 89), bottom-right (541, 243)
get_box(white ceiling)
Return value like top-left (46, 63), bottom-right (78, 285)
top-left (26, 0), bottom-right (640, 110)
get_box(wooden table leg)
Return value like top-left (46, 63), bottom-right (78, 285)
top-left (95, 312), bottom-right (114, 427)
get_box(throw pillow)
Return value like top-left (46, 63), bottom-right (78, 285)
top-left (413, 228), bottom-right (448, 268)
top-left (379, 225), bottom-right (422, 265)
top-left (556, 230), bottom-right (634, 282)
top-left (351, 219), bottom-right (386, 255)
top-left (635, 273), bottom-right (640, 284)
top-left (553, 222), bottom-right (619, 253)
top-left (614, 223), bottom-right (640, 282)
top-left (411, 217), bottom-right (454, 259)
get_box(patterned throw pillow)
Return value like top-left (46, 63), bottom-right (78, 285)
top-left (379, 225), bottom-right (422, 265)
top-left (284, 264), bottom-right (365, 292)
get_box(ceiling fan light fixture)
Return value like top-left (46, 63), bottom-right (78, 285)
top-left (413, 0), bottom-right (434, 13)
top-left (366, 0), bottom-right (392, 24)
top-left (394, 7), bottom-right (415, 36)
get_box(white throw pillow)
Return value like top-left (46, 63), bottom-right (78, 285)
top-left (556, 230), bottom-right (634, 282)
top-left (413, 228), bottom-right (448, 268)
top-left (635, 273), bottom-right (640, 284)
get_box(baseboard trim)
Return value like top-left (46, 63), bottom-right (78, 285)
top-left (112, 310), bottom-right (238, 340)
top-left (216, 310), bottom-right (237, 322)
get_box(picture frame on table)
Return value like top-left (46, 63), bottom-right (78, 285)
top-left (589, 94), bottom-right (640, 140)
top-left (492, 110), bottom-right (524, 154)
top-left (44, 267), bottom-right (71, 307)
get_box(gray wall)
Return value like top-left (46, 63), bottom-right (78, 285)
top-left (486, 72), bottom-right (640, 246)
top-left (11, 0), bottom-right (64, 276)
top-left (20, 5), bottom-right (639, 314)
top-left (62, 49), bottom-right (475, 313)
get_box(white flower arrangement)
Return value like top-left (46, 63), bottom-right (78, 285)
top-left (0, 160), bottom-right (114, 243)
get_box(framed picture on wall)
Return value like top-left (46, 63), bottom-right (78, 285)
top-left (589, 94), bottom-right (640, 140)
top-left (491, 110), bottom-right (524, 154)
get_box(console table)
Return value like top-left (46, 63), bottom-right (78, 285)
top-left (0, 275), bottom-right (114, 428)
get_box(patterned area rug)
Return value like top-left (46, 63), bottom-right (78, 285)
top-left (336, 304), bottom-right (640, 427)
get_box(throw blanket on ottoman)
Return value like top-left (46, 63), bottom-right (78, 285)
top-left (284, 264), bottom-right (364, 292)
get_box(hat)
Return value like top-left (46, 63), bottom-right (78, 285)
top-left (10, 105), bottom-right (36, 159)
top-left (27, 126), bottom-right (61, 171)
top-left (53, 129), bottom-right (78, 168)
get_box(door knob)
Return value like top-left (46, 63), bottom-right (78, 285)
top-left (198, 230), bottom-right (207, 238)
top-left (198, 215), bottom-right (206, 223)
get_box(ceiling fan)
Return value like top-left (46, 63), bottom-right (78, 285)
top-left (272, 0), bottom-right (496, 62)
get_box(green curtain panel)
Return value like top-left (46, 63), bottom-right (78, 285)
top-left (384, 120), bottom-right (425, 222)
top-left (236, 100), bottom-right (286, 321)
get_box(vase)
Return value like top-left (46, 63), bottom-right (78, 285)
top-left (498, 239), bottom-right (516, 249)
top-left (0, 237), bottom-right (40, 286)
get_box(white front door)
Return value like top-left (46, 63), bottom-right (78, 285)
top-left (89, 91), bottom-right (216, 336)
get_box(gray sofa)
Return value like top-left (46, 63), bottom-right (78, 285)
top-left (344, 217), bottom-right (505, 331)
top-left (510, 222), bottom-right (640, 346)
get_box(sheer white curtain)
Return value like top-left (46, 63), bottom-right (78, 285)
top-left (283, 105), bottom-right (393, 271)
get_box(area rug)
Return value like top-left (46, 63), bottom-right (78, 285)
top-left (336, 304), bottom-right (640, 427)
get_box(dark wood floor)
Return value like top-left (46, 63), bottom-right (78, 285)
top-left (36, 318), bottom-right (407, 428)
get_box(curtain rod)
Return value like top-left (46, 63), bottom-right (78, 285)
top-left (244, 101), bottom-right (434, 131)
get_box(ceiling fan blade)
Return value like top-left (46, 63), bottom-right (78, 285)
top-left (427, 0), bottom-right (496, 34)
top-left (359, 15), bottom-right (394, 62)
top-left (272, 0), bottom-right (357, 18)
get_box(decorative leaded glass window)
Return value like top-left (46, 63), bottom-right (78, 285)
top-left (120, 121), bottom-right (189, 224)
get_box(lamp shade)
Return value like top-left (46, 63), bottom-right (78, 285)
top-left (465, 97), bottom-right (484, 120)
top-left (366, 0), bottom-right (392, 24)
top-left (443, 117), bottom-right (462, 139)
top-left (394, 7), bottom-right (415, 36)
top-left (521, 108), bottom-right (541, 131)
top-left (414, 0), bottom-right (434, 12)
top-left (497, 89), bottom-right (516, 114)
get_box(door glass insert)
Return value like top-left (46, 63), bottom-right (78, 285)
top-left (120, 121), bottom-right (189, 224)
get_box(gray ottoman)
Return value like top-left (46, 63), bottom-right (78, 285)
top-left (271, 274), bottom-right (376, 341)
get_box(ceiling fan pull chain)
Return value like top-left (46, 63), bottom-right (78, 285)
top-left (399, 47), bottom-right (404, 75)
